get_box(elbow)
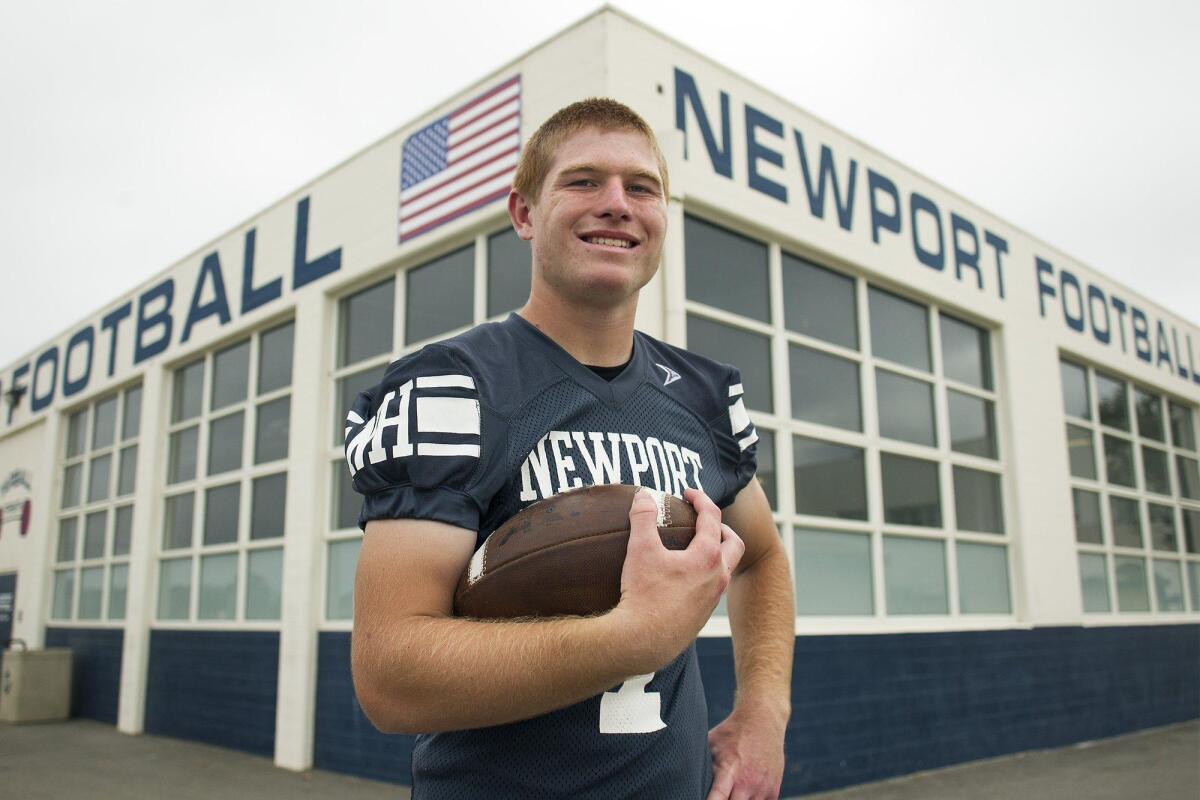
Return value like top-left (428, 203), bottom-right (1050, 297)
top-left (353, 671), bottom-right (426, 735)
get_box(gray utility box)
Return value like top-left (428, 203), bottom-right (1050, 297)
top-left (0, 648), bottom-right (72, 723)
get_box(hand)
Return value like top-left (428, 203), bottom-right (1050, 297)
top-left (612, 487), bottom-right (745, 673)
top-left (707, 708), bottom-right (786, 800)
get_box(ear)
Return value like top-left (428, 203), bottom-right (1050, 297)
top-left (507, 189), bottom-right (535, 241)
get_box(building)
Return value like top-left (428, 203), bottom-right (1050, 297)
top-left (1, 7), bottom-right (1196, 796)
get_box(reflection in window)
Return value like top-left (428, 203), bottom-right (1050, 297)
top-left (487, 228), bottom-right (531, 317)
top-left (1095, 372), bottom-right (1128, 430)
top-left (939, 315), bottom-right (991, 389)
top-left (684, 215), bottom-right (770, 323)
top-left (1060, 360), bottom-right (1090, 420)
top-left (1102, 434), bottom-right (1134, 487)
top-left (881, 453), bottom-right (941, 527)
top-left (1148, 504), bottom-right (1177, 552)
top-left (1109, 496), bottom-right (1141, 548)
top-left (876, 369), bottom-right (935, 446)
top-left (794, 529), bottom-right (872, 615)
top-left (1114, 556), bottom-right (1149, 611)
top-left (1169, 401), bottom-right (1196, 450)
top-left (792, 436), bottom-right (867, 520)
top-left (687, 315), bottom-right (773, 413)
top-left (406, 245), bottom-right (475, 344)
top-left (883, 536), bottom-right (947, 614)
top-left (1153, 560), bottom-right (1185, 611)
top-left (948, 391), bottom-right (997, 458)
top-left (1072, 489), bottom-right (1103, 544)
top-left (782, 254), bottom-right (857, 349)
top-left (954, 466), bottom-right (1004, 534)
top-left (1079, 553), bottom-right (1110, 612)
top-left (790, 345), bottom-right (860, 431)
top-left (1134, 389), bottom-right (1164, 441)
top-left (868, 288), bottom-right (930, 372)
top-left (956, 542), bottom-right (1010, 613)
top-left (338, 279), bottom-right (395, 367)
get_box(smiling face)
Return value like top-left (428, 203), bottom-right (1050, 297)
top-left (509, 125), bottom-right (668, 309)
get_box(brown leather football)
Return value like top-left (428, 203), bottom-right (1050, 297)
top-left (453, 484), bottom-right (697, 619)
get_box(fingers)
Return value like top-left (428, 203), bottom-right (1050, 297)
top-left (685, 487), bottom-right (723, 549)
top-left (719, 523), bottom-right (746, 575)
top-left (627, 487), bottom-right (665, 549)
top-left (706, 764), bottom-right (735, 800)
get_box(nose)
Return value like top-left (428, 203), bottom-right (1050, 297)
top-left (595, 176), bottom-right (631, 219)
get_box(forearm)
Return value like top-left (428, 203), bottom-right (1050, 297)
top-left (726, 542), bottom-right (794, 726)
top-left (353, 610), bottom-right (648, 734)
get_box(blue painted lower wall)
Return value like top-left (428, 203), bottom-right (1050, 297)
top-left (314, 624), bottom-right (1199, 795)
top-left (44, 627), bottom-right (123, 724)
top-left (144, 629), bottom-right (279, 757)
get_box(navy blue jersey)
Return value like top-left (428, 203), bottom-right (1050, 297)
top-left (345, 312), bottom-right (757, 799)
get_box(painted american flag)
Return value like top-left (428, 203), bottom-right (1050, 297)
top-left (398, 75), bottom-right (522, 243)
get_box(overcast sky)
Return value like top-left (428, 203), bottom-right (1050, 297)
top-left (1, 0), bottom-right (1196, 369)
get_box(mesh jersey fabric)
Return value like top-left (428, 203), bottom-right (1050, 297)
top-left (344, 312), bottom-right (758, 799)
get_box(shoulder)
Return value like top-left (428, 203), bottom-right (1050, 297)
top-left (379, 319), bottom-right (523, 408)
top-left (634, 330), bottom-right (741, 423)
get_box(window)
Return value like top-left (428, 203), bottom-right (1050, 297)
top-left (158, 322), bottom-right (293, 622)
top-left (1062, 359), bottom-right (1199, 615)
top-left (329, 234), bottom-right (526, 621)
top-left (52, 384), bottom-right (141, 622)
top-left (683, 212), bottom-right (1009, 619)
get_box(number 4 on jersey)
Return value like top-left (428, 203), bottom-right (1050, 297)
top-left (599, 673), bottom-right (665, 734)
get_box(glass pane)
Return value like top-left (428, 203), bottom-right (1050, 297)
top-left (251, 473), bottom-right (287, 540)
top-left (83, 510), bottom-right (106, 559)
top-left (1169, 401), bottom-right (1196, 450)
top-left (258, 322), bottom-right (295, 394)
top-left (1177, 456), bottom-right (1200, 500)
top-left (1189, 562), bottom-right (1200, 611)
top-left (1134, 389), bottom-right (1164, 441)
top-left (1114, 556), bottom-right (1150, 611)
top-left (163, 493), bottom-right (195, 550)
top-left (117, 445), bottom-right (137, 496)
top-left (1066, 424), bottom-right (1096, 480)
top-left (109, 564), bottom-right (128, 620)
top-left (754, 429), bottom-right (776, 511)
top-left (246, 548), bottom-right (283, 620)
top-left (406, 245), bottom-right (475, 344)
top-left (92, 395), bottom-right (118, 449)
top-left (255, 398), bottom-right (290, 464)
top-left (1059, 361), bottom-right (1090, 419)
top-left (211, 339), bottom-right (251, 411)
top-left (335, 364), bottom-right (387, 446)
top-left (326, 538), bottom-right (362, 620)
top-left (168, 426), bottom-right (199, 484)
top-left (114, 505), bottom-right (133, 556)
top-left (339, 278), bottom-right (395, 367)
top-left (52, 570), bottom-right (75, 619)
top-left (1079, 553), bottom-right (1110, 612)
top-left (333, 461), bottom-right (360, 531)
top-left (790, 345), bottom-right (860, 431)
top-left (1184, 509), bottom-right (1200, 554)
top-left (157, 558), bottom-right (191, 620)
top-left (940, 315), bottom-right (991, 389)
top-left (868, 287), bottom-right (930, 372)
top-left (1109, 496), bottom-right (1142, 548)
top-left (78, 566), bottom-right (104, 619)
top-left (881, 453), bottom-right (941, 527)
top-left (793, 436), bottom-right (867, 520)
top-left (953, 466), bottom-right (1004, 534)
top-left (1153, 561), bottom-right (1185, 611)
top-left (62, 463), bottom-right (82, 508)
top-left (173, 358), bottom-right (205, 423)
top-left (781, 253), bottom-right (857, 349)
top-left (1102, 435), bottom-right (1134, 487)
top-left (948, 391), bottom-right (997, 458)
top-left (203, 483), bottom-right (241, 546)
top-left (87, 454), bottom-right (112, 503)
top-left (207, 411), bottom-right (245, 475)
top-left (1071, 489), bottom-right (1103, 544)
top-left (884, 536), bottom-right (947, 614)
top-left (198, 553), bottom-right (238, 620)
top-left (1141, 447), bottom-right (1170, 495)
top-left (57, 517), bottom-right (78, 562)
top-left (122, 385), bottom-right (143, 440)
top-left (1095, 372), bottom-right (1128, 430)
top-left (687, 315), bottom-right (773, 413)
top-left (794, 529), bottom-right (873, 615)
top-left (876, 369), bottom-right (935, 446)
top-left (956, 542), bottom-right (1010, 613)
top-left (487, 228), bottom-right (532, 317)
top-left (66, 409), bottom-right (88, 457)
top-left (684, 215), bottom-right (770, 323)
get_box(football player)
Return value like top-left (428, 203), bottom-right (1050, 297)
top-left (348, 98), bottom-right (793, 799)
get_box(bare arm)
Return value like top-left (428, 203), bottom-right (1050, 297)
top-left (352, 488), bottom-right (742, 735)
top-left (706, 478), bottom-right (794, 799)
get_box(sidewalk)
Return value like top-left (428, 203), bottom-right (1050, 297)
top-left (0, 717), bottom-right (1195, 798)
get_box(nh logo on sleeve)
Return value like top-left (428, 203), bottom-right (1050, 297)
top-left (345, 375), bottom-right (480, 476)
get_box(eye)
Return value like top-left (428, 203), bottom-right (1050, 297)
top-left (569, 178), bottom-right (595, 187)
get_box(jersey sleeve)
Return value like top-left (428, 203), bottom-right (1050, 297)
top-left (711, 366), bottom-right (758, 508)
top-left (343, 344), bottom-right (505, 532)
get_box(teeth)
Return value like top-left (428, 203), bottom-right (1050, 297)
top-left (585, 236), bottom-right (633, 248)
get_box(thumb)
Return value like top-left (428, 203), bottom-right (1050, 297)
top-left (628, 487), bottom-right (664, 546)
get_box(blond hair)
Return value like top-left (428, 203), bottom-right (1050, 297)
top-left (512, 98), bottom-right (668, 201)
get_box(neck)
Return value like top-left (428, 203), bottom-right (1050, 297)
top-left (518, 285), bottom-right (637, 367)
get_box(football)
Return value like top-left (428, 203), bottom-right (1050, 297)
top-left (453, 484), bottom-right (697, 619)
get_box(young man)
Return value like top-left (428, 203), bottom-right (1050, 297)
top-left (347, 99), bottom-right (793, 799)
